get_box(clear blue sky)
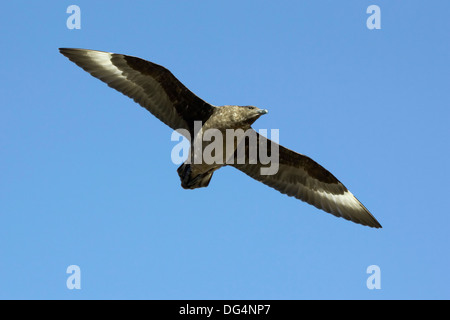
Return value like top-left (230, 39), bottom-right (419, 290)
top-left (1, 1), bottom-right (449, 299)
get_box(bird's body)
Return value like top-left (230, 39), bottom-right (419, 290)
top-left (59, 48), bottom-right (382, 228)
top-left (179, 105), bottom-right (269, 189)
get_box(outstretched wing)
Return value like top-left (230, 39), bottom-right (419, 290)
top-left (232, 130), bottom-right (381, 228)
top-left (59, 48), bottom-right (214, 136)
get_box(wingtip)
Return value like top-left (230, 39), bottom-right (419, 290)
top-left (341, 214), bottom-right (382, 229)
top-left (59, 48), bottom-right (76, 57)
top-left (373, 222), bottom-right (383, 229)
top-left (359, 216), bottom-right (382, 229)
top-left (367, 222), bottom-right (382, 229)
top-left (358, 213), bottom-right (382, 229)
top-left (365, 212), bottom-right (383, 229)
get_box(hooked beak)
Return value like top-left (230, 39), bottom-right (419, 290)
top-left (258, 109), bottom-right (268, 115)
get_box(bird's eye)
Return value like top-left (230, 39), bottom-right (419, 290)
top-left (248, 106), bottom-right (256, 109)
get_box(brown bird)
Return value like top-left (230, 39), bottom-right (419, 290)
top-left (59, 48), bottom-right (382, 228)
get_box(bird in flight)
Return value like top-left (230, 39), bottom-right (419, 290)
top-left (59, 48), bottom-right (382, 228)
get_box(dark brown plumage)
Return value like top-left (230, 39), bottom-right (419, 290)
top-left (59, 48), bottom-right (382, 228)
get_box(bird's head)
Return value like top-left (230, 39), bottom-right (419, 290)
top-left (224, 105), bottom-right (268, 128)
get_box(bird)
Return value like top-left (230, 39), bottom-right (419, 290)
top-left (59, 48), bottom-right (382, 228)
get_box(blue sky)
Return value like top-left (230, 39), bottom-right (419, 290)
top-left (1, 1), bottom-right (449, 299)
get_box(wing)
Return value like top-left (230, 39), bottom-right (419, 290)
top-left (231, 130), bottom-right (382, 228)
top-left (59, 48), bottom-right (214, 137)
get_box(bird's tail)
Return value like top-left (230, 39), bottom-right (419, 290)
top-left (177, 163), bottom-right (214, 189)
